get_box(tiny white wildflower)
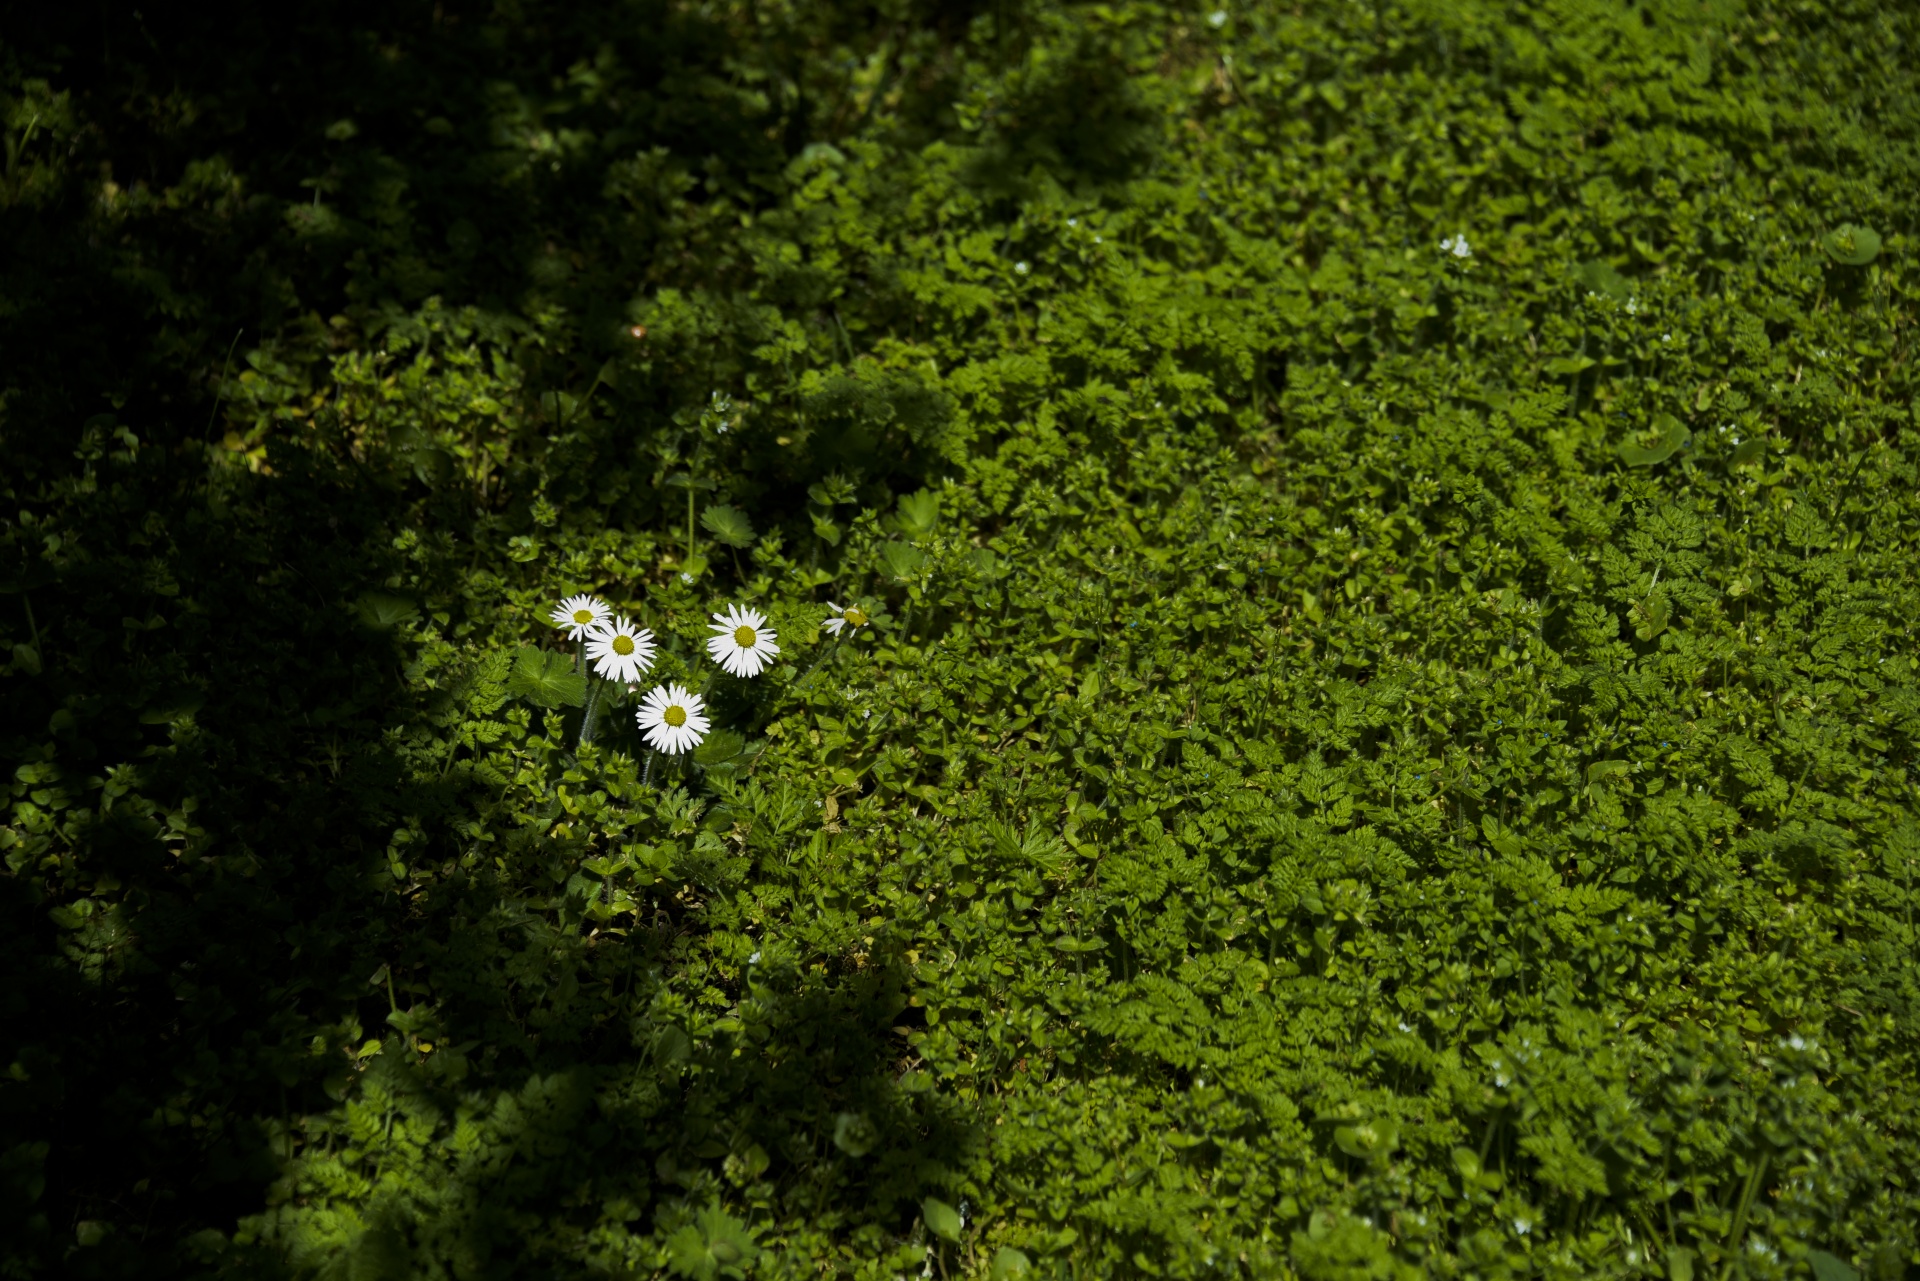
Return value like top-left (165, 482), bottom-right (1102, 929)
top-left (636, 683), bottom-right (710, 754)
top-left (679, 572), bottom-right (694, 584)
top-left (584, 615), bottom-right (656, 684)
top-left (1625, 297), bottom-right (1639, 315)
top-left (1440, 233), bottom-right (1471, 258)
top-left (1066, 217), bottom-right (1078, 228)
top-left (1209, 9), bottom-right (1228, 26)
top-left (748, 951), bottom-right (761, 965)
top-left (707, 603), bottom-right (781, 677)
top-left (1513, 1217), bottom-right (1532, 1236)
top-left (822, 601), bottom-right (869, 636)
top-left (1093, 234), bottom-right (1103, 244)
top-left (1014, 260), bottom-right (1030, 275)
top-left (549, 594), bottom-right (611, 640)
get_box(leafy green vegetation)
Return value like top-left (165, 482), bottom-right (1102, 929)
top-left (5, 0), bottom-right (1920, 1277)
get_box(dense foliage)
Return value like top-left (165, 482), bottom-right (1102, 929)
top-left (5, 0), bottom-right (1920, 1276)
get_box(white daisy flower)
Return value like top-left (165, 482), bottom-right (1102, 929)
top-left (706, 604), bottom-right (780, 677)
top-left (821, 601), bottom-right (869, 637)
top-left (549, 594), bottom-right (610, 640)
top-left (584, 615), bottom-right (656, 684)
top-left (636, 683), bottom-right (710, 754)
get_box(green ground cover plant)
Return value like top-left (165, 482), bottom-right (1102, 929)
top-left (4, 0), bottom-right (1920, 1276)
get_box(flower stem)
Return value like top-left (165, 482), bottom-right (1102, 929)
top-left (578, 677), bottom-right (604, 746)
top-left (792, 633), bottom-right (845, 693)
top-left (686, 486), bottom-right (696, 566)
top-left (643, 750), bottom-right (655, 788)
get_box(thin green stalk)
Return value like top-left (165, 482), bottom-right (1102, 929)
top-left (792, 633), bottom-right (846, 693)
top-left (687, 486), bottom-right (697, 566)
top-left (1725, 1151), bottom-right (1769, 1270)
top-left (578, 677), bottom-right (605, 746)
top-left (203, 328), bottom-right (243, 441)
top-left (21, 591), bottom-right (41, 654)
top-left (643, 751), bottom-right (655, 789)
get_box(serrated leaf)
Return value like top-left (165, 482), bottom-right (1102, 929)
top-left (895, 489), bottom-right (940, 537)
top-left (880, 541), bottom-right (927, 581)
top-left (664, 1204), bottom-right (758, 1280)
top-left (1729, 437), bottom-right (1767, 469)
top-left (701, 504), bottom-right (755, 548)
top-left (508, 647), bottom-right (586, 708)
top-left (355, 593), bottom-right (419, 629)
top-left (693, 728), bottom-right (749, 769)
top-left (1574, 258), bottom-right (1633, 300)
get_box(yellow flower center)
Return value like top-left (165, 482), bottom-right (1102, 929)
top-left (733, 625), bottom-right (758, 648)
top-left (573, 609), bottom-right (594, 625)
top-left (663, 705), bottom-right (687, 727)
top-left (844, 607), bottom-right (867, 627)
top-left (612, 634), bottom-right (634, 656)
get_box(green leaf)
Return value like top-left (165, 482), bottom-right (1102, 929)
top-left (1729, 437), bottom-right (1767, 469)
top-left (508, 647), bottom-right (587, 708)
top-left (139, 687), bottom-right (205, 724)
top-left (355, 593), bottom-right (419, 629)
top-left (1617, 414), bottom-right (1690, 466)
top-left (922, 1196), bottom-right (964, 1243)
top-left (694, 729), bottom-right (761, 781)
top-left (1585, 760), bottom-right (1633, 801)
top-left (1545, 355), bottom-right (1597, 376)
top-left (990, 1247), bottom-right (1033, 1280)
top-left (1332, 1118), bottom-right (1399, 1160)
top-left (833, 1111), bottom-right (876, 1157)
top-left (895, 488), bottom-right (940, 537)
top-left (701, 504), bottom-right (755, 548)
top-left (1667, 1246), bottom-right (1696, 1281)
top-left (1629, 593), bottom-right (1670, 640)
top-left (1808, 1251), bottom-right (1861, 1281)
top-left (880, 541), bottom-right (927, 582)
top-left (693, 728), bottom-right (747, 767)
top-left (1574, 258), bottom-right (1633, 300)
top-left (665, 1205), bottom-right (758, 1280)
top-left (1821, 224), bottom-right (1882, 265)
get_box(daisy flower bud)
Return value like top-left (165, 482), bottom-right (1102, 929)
top-left (549, 593), bottom-right (611, 640)
top-left (821, 601), bottom-right (869, 637)
top-left (636, 683), bottom-right (710, 754)
top-left (584, 615), bottom-right (656, 684)
top-left (706, 604), bottom-right (780, 677)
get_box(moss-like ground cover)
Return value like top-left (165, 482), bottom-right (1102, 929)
top-left (4, 0), bottom-right (1920, 1276)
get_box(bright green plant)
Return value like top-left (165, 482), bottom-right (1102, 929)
top-left (4, 0), bottom-right (1920, 1278)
